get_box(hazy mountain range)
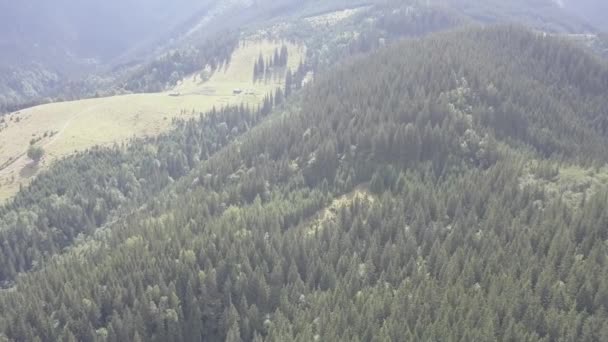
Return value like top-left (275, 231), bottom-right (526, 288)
top-left (557, 0), bottom-right (608, 31)
top-left (0, 0), bottom-right (604, 113)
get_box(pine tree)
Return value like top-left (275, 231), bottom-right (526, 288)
top-left (257, 53), bottom-right (265, 80)
top-left (285, 71), bottom-right (293, 97)
top-left (226, 322), bottom-right (243, 342)
top-left (280, 45), bottom-right (289, 67)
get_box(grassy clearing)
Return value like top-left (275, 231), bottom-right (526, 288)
top-left (303, 6), bottom-right (369, 26)
top-left (0, 40), bottom-right (305, 202)
top-left (305, 187), bottom-right (373, 237)
top-left (519, 163), bottom-right (608, 207)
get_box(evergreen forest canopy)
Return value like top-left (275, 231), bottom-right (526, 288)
top-left (0, 25), bottom-right (608, 341)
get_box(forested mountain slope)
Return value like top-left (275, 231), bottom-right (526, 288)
top-left (444, 0), bottom-right (595, 33)
top-left (0, 1), bottom-right (468, 202)
top-left (1, 26), bottom-right (607, 341)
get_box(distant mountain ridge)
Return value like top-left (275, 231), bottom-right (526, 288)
top-left (0, 0), bottom-right (219, 67)
top-left (561, 0), bottom-right (608, 31)
top-left (0, 0), bottom-right (221, 112)
top-left (0, 0), bottom-right (605, 114)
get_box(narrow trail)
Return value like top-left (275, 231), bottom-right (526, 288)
top-left (0, 104), bottom-right (100, 180)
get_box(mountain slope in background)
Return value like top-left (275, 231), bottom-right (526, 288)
top-left (0, 0), bottom-right (219, 68)
top-left (445, 0), bottom-right (595, 33)
top-left (560, 0), bottom-right (608, 32)
top-left (0, 0), bottom-right (363, 112)
top-left (0, 0), bottom-right (218, 112)
top-left (1, 0), bottom-right (605, 113)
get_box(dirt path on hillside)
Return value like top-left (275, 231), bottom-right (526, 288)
top-left (0, 104), bottom-right (99, 181)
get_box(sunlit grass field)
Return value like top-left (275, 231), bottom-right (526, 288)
top-left (0, 40), bottom-right (305, 201)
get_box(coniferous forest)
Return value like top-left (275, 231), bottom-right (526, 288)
top-left (0, 25), bottom-right (607, 341)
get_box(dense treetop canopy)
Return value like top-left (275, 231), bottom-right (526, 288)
top-left (0, 25), bottom-right (607, 341)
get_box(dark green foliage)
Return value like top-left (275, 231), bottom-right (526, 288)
top-left (26, 146), bottom-right (45, 163)
top-left (122, 33), bottom-right (239, 93)
top-left (253, 45), bottom-right (291, 84)
top-left (1, 26), bottom-right (608, 342)
top-left (0, 105), bottom-right (265, 284)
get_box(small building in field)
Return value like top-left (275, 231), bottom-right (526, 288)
top-left (233, 88), bottom-right (243, 95)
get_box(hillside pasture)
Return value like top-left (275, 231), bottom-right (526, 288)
top-left (0, 40), bottom-right (305, 201)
